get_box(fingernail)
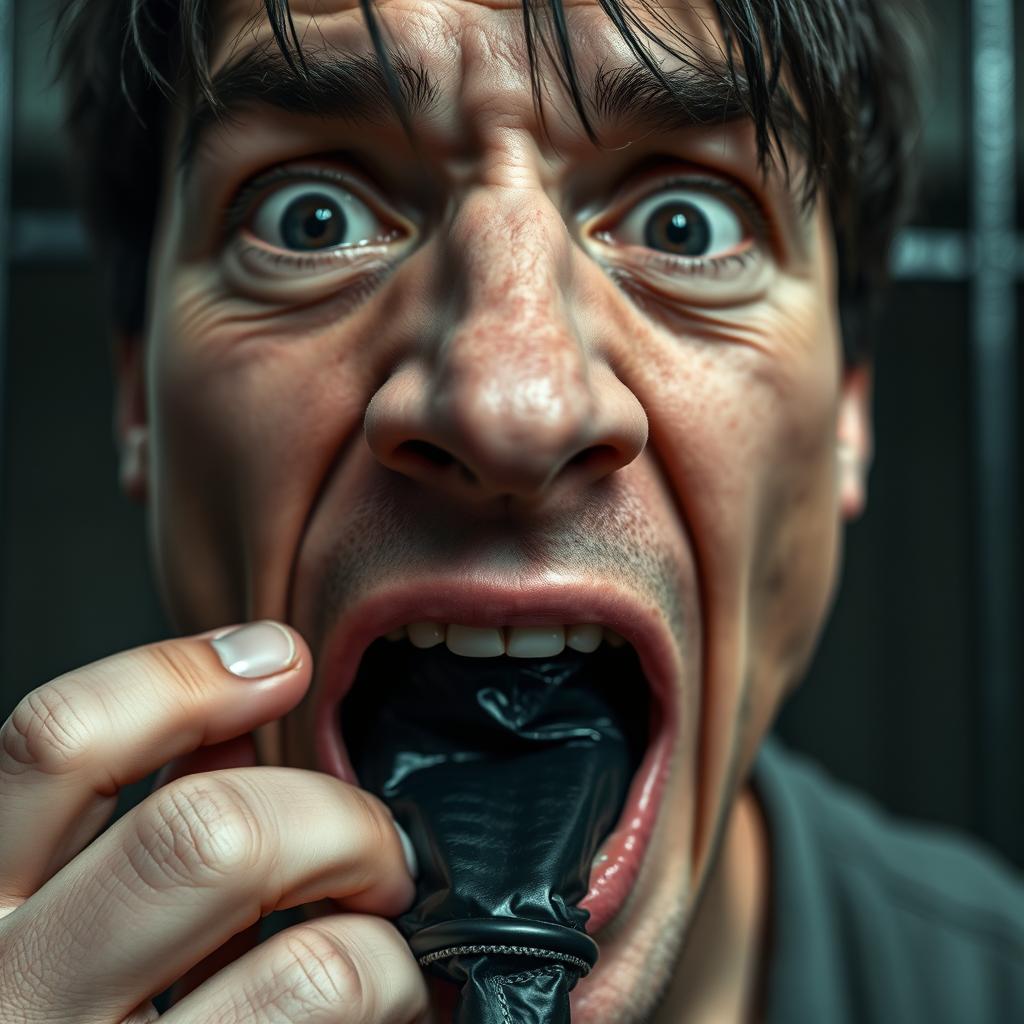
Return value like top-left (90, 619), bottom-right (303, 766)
top-left (393, 820), bottom-right (420, 879)
top-left (211, 621), bottom-right (297, 679)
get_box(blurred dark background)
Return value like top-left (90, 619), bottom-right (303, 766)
top-left (0, 0), bottom-right (1021, 868)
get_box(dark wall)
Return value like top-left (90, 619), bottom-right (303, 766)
top-left (2, 0), bottom-right (1022, 867)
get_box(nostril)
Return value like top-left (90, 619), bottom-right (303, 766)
top-left (567, 444), bottom-right (624, 474)
top-left (395, 440), bottom-right (478, 484)
top-left (399, 440), bottom-right (456, 467)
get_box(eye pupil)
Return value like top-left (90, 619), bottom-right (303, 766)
top-left (666, 213), bottom-right (688, 241)
top-left (644, 201), bottom-right (710, 256)
top-left (281, 193), bottom-right (347, 249)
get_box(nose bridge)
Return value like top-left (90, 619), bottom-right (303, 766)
top-left (442, 189), bottom-right (579, 373)
top-left (434, 190), bottom-right (594, 465)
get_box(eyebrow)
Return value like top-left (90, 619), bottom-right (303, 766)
top-left (180, 46), bottom-right (809, 177)
top-left (179, 47), bottom-right (441, 169)
top-left (590, 62), bottom-right (809, 169)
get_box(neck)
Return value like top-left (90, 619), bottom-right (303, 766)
top-left (656, 783), bottom-right (772, 1024)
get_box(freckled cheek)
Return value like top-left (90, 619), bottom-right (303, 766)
top-left (712, 299), bottom-right (840, 491)
top-left (743, 346), bottom-right (844, 697)
top-left (641, 302), bottom-right (841, 617)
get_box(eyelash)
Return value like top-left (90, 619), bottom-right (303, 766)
top-left (637, 250), bottom-right (759, 276)
top-left (222, 164), bottom-right (396, 268)
top-left (596, 173), bottom-right (771, 276)
top-left (235, 241), bottom-right (394, 274)
top-left (222, 165), bottom-right (771, 278)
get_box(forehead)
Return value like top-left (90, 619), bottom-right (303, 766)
top-left (208, 0), bottom-right (726, 98)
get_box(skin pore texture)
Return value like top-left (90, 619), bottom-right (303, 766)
top-left (117, 1), bottom-right (873, 1020)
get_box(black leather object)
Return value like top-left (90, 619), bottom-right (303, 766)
top-left (343, 640), bottom-right (647, 1024)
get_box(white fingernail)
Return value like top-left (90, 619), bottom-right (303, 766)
top-left (211, 621), bottom-right (296, 678)
top-left (393, 820), bottom-right (419, 879)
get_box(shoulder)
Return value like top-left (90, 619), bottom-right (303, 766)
top-left (759, 736), bottom-right (1024, 932)
top-left (755, 737), bottom-right (1024, 1023)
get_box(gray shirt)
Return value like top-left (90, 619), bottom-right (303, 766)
top-left (752, 736), bottom-right (1024, 1023)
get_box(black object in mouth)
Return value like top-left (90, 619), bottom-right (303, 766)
top-left (341, 639), bottom-right (650, 1024)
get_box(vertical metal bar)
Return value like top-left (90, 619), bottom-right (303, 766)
top-left (0, 0), bottom-right (12, 640)
top-left (970, 0), bottom-right (1020, 859)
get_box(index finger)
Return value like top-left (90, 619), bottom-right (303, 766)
top-left (0, 621), bottom-right (310, 905)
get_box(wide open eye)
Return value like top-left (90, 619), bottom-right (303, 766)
top-left (250, 181), bottom-right (388, 252)
top-left (612, 187), bottom-right (747, 259)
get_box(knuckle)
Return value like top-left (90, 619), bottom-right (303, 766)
top-left (1, 681), bottom-right (99, 776)
top-left (145, 643), bottom-right (214, 706)
top-left (259, 918), bottom-right (425, 1024)
top-left (269, 926), bottom-right (367, 1015)
top-left (130, 776), bottom-right (265, 889)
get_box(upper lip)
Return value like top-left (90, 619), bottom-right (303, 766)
top-left (312, 574), bottom-right (679, 779)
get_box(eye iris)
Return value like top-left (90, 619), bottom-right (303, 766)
top-left (644, 201), bottom-right (710, 256)
top-left (280, 193), bottom-right (347, 250)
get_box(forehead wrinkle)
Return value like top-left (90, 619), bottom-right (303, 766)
top-left (210, 0), bottom-right (541, 65)
top-left (206, 0), bottom-right (737, 133)
top-left (209, 0), bottom-right (735, 86)
top-left (208, 2), bottom-right (526, 109)
top-left (204, 0), bottom-right (597, 158)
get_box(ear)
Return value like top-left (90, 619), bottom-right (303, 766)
top-left (837, 362), bottom-right (873, 521)
top-left (114, 334), bottom-right (149, 503)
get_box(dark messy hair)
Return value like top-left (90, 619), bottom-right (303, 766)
top-left (54, 0), bottom-right (925, 362)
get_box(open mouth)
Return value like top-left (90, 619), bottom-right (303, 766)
top-left (314, 590), bottom-right (678, 935)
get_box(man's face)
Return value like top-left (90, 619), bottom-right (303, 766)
top-left (119, 0), bottom-right (870, 1018)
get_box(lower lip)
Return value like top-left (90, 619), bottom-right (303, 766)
top-left (579, 702), bottom-right (674, 933)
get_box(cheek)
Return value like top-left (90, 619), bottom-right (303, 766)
top-left (742, 295), bottom-right (844, 711)
top-left (145, 281), bottom-right (375, 628)
top-left (629, 277), bottom-right (843, 753)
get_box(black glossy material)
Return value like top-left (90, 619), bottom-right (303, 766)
top-left (344, 641), bottom-right (647, 1024)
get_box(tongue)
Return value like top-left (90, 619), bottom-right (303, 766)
top-left (343, 640), bottom-right (645, 1024)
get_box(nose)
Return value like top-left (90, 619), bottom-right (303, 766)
top-left (365, 195), bottom-right (648, 503)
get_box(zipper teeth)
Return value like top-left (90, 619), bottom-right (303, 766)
top-left (417, 944), bottom-right (592, 975)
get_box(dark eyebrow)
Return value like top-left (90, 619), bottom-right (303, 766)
top-left (588, 62), bottom-right (810, 173)
top-left (180, 45), bottom-right (808, 183)
top-left (179, 47), bottom-right (439, 170)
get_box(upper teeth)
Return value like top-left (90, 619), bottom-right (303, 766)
top-left (386, 622), bottom-right (623, 658)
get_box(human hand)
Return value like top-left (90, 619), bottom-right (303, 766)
top-left (0, 622), bottom-right (428, 1023)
